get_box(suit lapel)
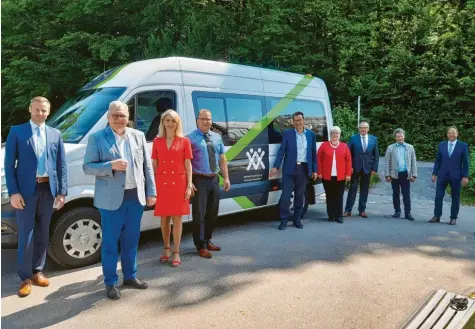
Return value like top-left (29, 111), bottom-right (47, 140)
top-left (127, 128), bottom-right (139, 165)
top-left (45, 125), bottom-right (53, 160)
top-left (103, 126), bottom-right (121, 158)
top-left (26, 123), bottom-right (37, 157)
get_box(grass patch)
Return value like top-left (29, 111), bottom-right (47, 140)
top-left (447, 186), bottom-right (475, 206)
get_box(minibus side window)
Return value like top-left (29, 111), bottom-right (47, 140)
top-left (225, 98), bottom-right (262, 146)
top-left (267, 98), bottom-right (327, 143)
top-left (196, 97), bottom-right (229, 144)
top-left (131, 90), bottom-right (176, 141)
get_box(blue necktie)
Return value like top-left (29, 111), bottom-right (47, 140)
top-left (36, 127), bottom-right (46, 175)
top-left (448, 142), bottom-right (454, 158)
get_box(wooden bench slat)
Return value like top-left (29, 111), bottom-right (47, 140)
top-left (432, 295), bottom-right (465, 329)
top-left (447, 298), bottom-right (475, 329)
top-left (450, 299), bottom-right (475, 329)
top-left (419, 292), bottom-right (455, 329)
top-left (402, 289), bottom-right (447, 329)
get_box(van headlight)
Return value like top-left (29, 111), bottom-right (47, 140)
top-left (1, 175), bottom-right (10, 205)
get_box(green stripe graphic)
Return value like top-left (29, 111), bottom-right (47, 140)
top-left (220, 75), bottom-right (314, 209)
top-left (233, 196), bottom-right (256, 209)
top-left (225, 75), bottom-right (314, 162)
top-left (95, 64), bottom-right (128, 89)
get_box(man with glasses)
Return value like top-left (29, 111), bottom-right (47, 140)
top-left (344, 121), bottom-right (379, 218)
top-left (187, 109), bottom-right (230, 259)
top-left (4, 96), bottom-right (67, 298)
top-left (83, 101), bottom-right (156, 300)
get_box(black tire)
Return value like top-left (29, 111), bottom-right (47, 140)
top-left (277, 189), bottom-right (309, 220)
top-left (48, 207), bottom-right (102, 269)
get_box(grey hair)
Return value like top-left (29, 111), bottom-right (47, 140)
top-left (108, 100), bottom-right (129, 113)
top-left (359, 121), bottom-right (369, 128)
top-left (330, 126), bottom-right (342, 134)
top-left (394, 128), bottom-right (405, 137)
top-left (197, 109), bottom-right (212, 117)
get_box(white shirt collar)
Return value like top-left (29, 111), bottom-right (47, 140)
top-left (295, 128), bottom-right (306, 136)
top-left (30, 120), bottom-right (46, 131)
top-left (449, 139), bottom-right (457, 144)
top-left (112, 128), bottom-right (129, 141)
top-left (360, 134), bottom-right (367, 139)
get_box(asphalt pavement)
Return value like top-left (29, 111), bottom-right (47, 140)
top-left (1, 161), bottom-right (474, 329)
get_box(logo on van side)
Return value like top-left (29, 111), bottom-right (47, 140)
top-left (246, 148), bottom-right (266, 171)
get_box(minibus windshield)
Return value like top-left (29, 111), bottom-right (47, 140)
top-left (47, 87), bottom-right (126, 143)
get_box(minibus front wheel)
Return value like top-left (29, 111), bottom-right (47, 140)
top-left (48, 206), bottom-right (103, 269)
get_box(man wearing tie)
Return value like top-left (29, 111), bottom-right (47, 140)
top-left (187, 109), bottom-right (231, 259)
top-left (83, 101), bottom-right (156, 300)
top-left (270, 111), bottom-right (318, 230)
top-left (4, 96), bottom-right (67, 297)
top-left (430, 126), bottom-right (470, 225)
top-left (344, 121), bottom-right (379, 218)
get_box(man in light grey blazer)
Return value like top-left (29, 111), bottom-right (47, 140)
top-left (83, 101), bottom-right (156, 300)
top-left (383, 128), bottom-right (417, 221)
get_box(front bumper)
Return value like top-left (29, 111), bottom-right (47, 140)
top-left (1, 202), bottom-right (18, 248)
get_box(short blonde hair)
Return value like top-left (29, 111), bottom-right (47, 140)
top-left (447, 126), bottom-right (458, 133)
top-left (29, 96), bottom-right (50, 108)
top-left (159, 110), bottom-right (184, 138)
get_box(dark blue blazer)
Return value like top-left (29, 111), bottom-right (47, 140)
top-left (432, 140), bottom-right (469, 179)
top-left (273, 129), bottom-right (317, 176)
top-left (4, 122), bottom-right (68, 198)
top-left (347, 134), bottom-right (379, 174)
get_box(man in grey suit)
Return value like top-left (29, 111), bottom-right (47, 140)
top-left (383, 128), bottom-right (417, 221)
top-left (83, 101), bottom-right (156, 300)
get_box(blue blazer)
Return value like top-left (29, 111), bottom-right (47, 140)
top-left (347, 134), bottom-right (379, 174)
top-left (432, 140), bottom-right (469, 180)
top-left (4, 122), bottom-right (67, 198)
top-left (273, 129), bottom-right (317, 176)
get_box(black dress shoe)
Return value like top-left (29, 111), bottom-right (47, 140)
top-left (429, 216), bottom-right (441, 223)
top-left (449, 219), bottom-right (457, 225)
top-left (106, 285), bottom-right (121, 300)
top-left (294, 221), bottom-right (303, 229)
top-left (405, 214), bottom-right (415, 221)
top-left (278, 222), bottom-right (287, 230)
top-left (123, 278), bottom-right (148, 289)
top-left (392, 212), bottom-right (401, 218)
top-left (328, 217), bottom-right (335, 222)
top-left (336, 217), bottom-right (344, 224)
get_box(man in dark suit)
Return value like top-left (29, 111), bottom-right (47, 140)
top-left (4, 96), bottom-right (68, 297)
top-left (430, 126), bottom-right (470, 225)
top-left (344, 121), bottom-right (379, 218)
top-left (270, 111), bottom-right (318, 230)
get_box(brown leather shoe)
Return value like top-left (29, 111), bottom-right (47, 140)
top-left (198, 248), bottom-right (212, 258)
top-left (359, 212), bottom-right (368, 218)
top-left (429, 217), bottom-right (441, 223)
top-left (18, 279), bottom-right (32, 297)
top-left (449, 219), bottom-right (457, 225)
top-left (32, 272), bottom-right (50, 287)
top-left (207, 241), bottom-right (221, 251)
top-left (343, 212), bottom-right (352, 217)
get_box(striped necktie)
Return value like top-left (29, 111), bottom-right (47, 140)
top-left (448, 142), bottom-right (454, 157)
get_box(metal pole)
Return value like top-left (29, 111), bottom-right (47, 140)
top-left (357, 96), bottom-right (361, 128)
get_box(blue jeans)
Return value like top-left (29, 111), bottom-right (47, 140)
top-left (99, 188), bottom-right (144, 286)
top-left (391, 171), bottom-right (411, 215)
top-left (280, 163), bottom-right (308, 224)
top-left (434, 176), bottom-right (461, 219)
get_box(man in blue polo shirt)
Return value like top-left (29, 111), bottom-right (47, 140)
top-left (187, 109), bottom-right (231, 259)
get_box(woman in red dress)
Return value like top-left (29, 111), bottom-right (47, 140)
top-left (151, 110), bottom-right (193, 267)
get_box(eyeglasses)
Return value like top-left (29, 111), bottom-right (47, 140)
top-left (198, 118), bottom-right (212, 122)
top-left (111, 114), bottom-right (128, 120)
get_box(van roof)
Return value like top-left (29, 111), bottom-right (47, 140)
top-left (90, 57), bottom-right (327, 95)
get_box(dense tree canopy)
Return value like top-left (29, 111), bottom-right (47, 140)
top-left (2, 0), bottom-right (474, 160)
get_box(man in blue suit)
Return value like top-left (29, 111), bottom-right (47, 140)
top-left (430, 126), bottom-right (470, 225)
top-left (344, 121), bottom-right (379, 218)
top-left (83, 101), bottom-right (156, 300)
top-left (270, 111), bottom-right (318, 230)
top-left (4, 96), bottom-right (67, 297)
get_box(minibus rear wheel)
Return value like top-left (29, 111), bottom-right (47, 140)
top-left (48, 207), bottom-right (103, 269)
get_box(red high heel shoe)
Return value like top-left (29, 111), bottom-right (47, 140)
top-left (171, 252), bottom-right (181, 267)
top-left (160, 247), bottom-right (171, 263)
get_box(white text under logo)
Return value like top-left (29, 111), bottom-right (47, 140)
top-left (246, 148), bottom-right (265, 171)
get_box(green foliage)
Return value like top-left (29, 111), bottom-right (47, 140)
top-left (2, 0), bottom-right (474, 158)
top-left (331, 105), bottom-right (358, 143)
top-left (466, 146), bottom-right (475, 195)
